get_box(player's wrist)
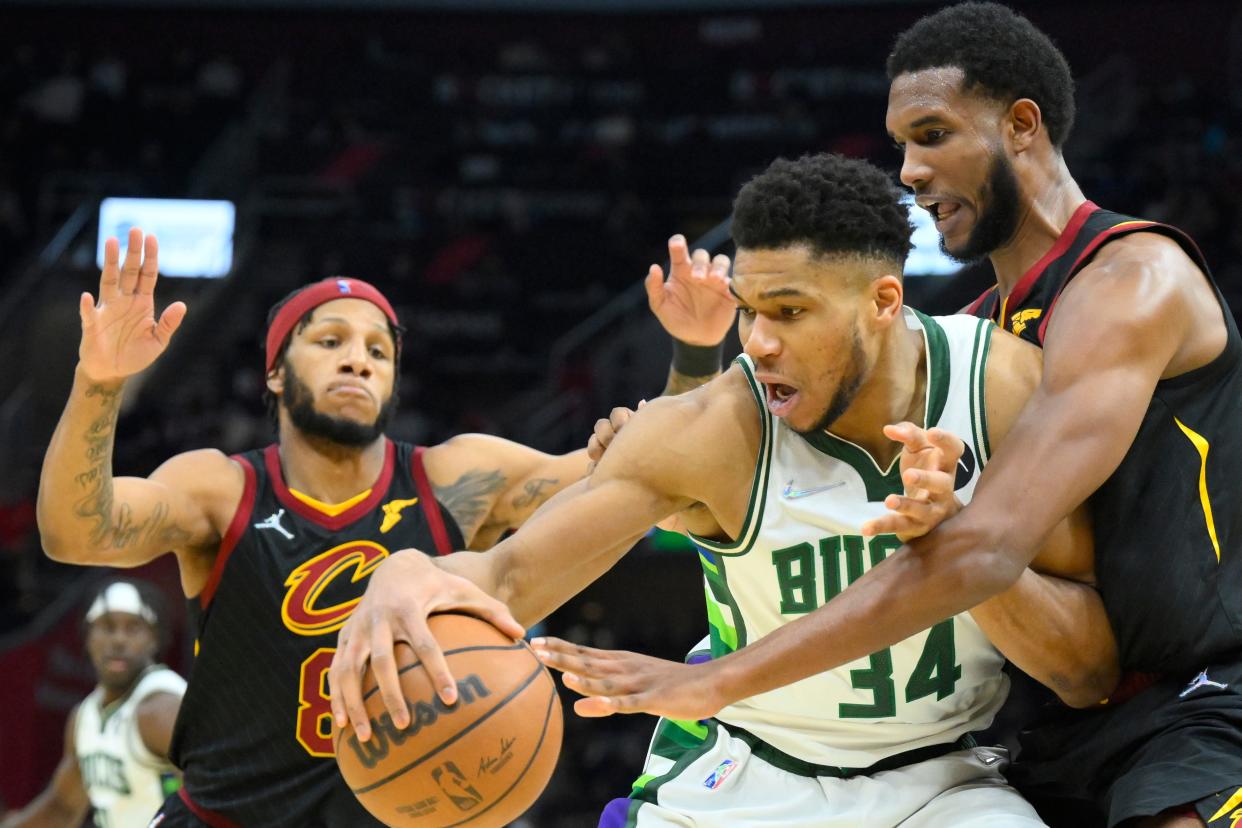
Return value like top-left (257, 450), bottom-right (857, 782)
top-left (74, 363), bottom-right (128, 391)
top-left (700, 653), bottom-right (745, 714)
top-left (671, 338), bottom-right (723, 377)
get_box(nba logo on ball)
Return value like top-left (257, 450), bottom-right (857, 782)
top-left (702, 759), bottom-right (737, 790)
top-left (431, 761), bottom-right (484, 811)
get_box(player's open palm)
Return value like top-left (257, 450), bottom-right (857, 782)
top-left (645, 234), bottom-right (735, 346)
top-left (78, 228), bottom-right (187, 382)
top-left (531, 637), bottom-right (725, 721)
top-left (861, 422), bottom-right (965, 542)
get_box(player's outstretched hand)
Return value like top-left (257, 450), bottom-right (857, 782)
top-left (645, 234), bottom-right (735, 347)
top-left (78, 228), bottom-right (187, 383)
top-left (531, 637), bottom-right (725, 721)
top-left (329, 550), bottom-right (524, 742)
top-left (860, 422), bottom-right (965, 542)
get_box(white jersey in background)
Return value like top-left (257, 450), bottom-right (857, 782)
top-left (74, 665), bottom-right (186, 828)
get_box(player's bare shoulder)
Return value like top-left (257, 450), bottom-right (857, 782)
top-left (147, 448), bottom-right (247, 592)
top-left (149, 449), bottom-right (246, 529)
top-left (980, 328), bottom-right (1042, 445)
top-left (1058, 230), bottom-right (1224, 376)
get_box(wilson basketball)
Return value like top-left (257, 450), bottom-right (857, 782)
top-left (333, 613), bottom-right (563, 828)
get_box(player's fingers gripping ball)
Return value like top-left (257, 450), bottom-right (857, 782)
top-left (333, 613), bottom-right (563, 828)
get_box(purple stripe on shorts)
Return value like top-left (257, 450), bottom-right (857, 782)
top-left (597, 797), bottom-right (632, 828)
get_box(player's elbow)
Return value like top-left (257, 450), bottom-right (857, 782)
top-left (38, 525), bottom-right (97, 565)
top-left (1052, 662), bottom-right (1120, 709)
top-left (40, 531), bottom-right (76, 563)
top-left (1052, 641), bottom-right (1121, 708)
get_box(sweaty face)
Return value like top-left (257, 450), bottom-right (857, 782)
top-left (887, 67), bottom-right (1022, 262)
top-left (86, 611), bottom-right (158, 693)
top-left (734, 246), bottom-right (876, 435)
top-left (275, 298), bottom-right (398, 447)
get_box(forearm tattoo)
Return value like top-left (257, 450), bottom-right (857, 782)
top-left (512, 477), bottom-right (559, 512)
top-left (73, 383), bottom-right (189, 550)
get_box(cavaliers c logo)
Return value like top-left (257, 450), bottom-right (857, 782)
top-left (281, 541), bottom-right (390, 636)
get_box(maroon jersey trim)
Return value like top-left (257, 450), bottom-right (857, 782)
top-left (200, 456), bottom-right (257, 611)
top-left (263, 440), bottom-right (396, 530)
top-left (963, 286), bottom-right (997, 317)
top-left (412, 446), bottom-right (454, 555)
top-left (1001, 200), bottom-right (1098, 316)
top-left (178, 788), bottom-right (243, 828)
top-left (1034, 220), bottom-right (1161, 344)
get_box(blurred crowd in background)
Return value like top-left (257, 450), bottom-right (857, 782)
top-left (0, 1), bottom-right (1238, 823)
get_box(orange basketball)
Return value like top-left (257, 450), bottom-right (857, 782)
top-left (333, 613), bottom-right (563, 828)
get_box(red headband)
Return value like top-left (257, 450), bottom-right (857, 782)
top-left (265, 277), bottom-right (399, 373)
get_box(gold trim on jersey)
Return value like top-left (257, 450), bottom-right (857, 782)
top-left (287, 487), bottom-right (373, 517)
top-left (1174, 418), bottom-right (1221, 563)
top-left (1208, 787), bottom-right (1242, 824)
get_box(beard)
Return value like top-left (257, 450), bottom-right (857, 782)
top-left (941, 152), bottom-right (1022, 263)
top-left (281, 363), bottom-right (396, 447)
top-left (795, 327), bottom-right (869, 436)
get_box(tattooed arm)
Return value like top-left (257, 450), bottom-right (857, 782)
top-left (421, 435), bottom-right (590, 550)
top-left (38, 368), bottom-right (238, 585)
top-left (37, 228), bottom-right (236, 595)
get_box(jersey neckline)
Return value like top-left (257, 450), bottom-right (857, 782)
top-left (995, 200), bottom-right (1097, 321)
top-left (797, 308), bottom-right (949, 484)
top-left (264, 439), bottom-right (396, 531)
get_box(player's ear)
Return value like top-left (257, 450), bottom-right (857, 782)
top-left (267, 364), bottom-right (284, 395)
top-left (870, 274), bottom-right (904, 328)
top-left (1007, 98), bottom-right (1042, 154)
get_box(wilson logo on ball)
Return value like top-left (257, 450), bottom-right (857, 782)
top-left (345, 674), bottom-right (492, 769)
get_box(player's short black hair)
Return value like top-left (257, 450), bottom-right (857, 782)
top-left (886, 2), bottom-right (1076, 147)
top-left (732, 153), bottom-right (913, 268)
top-left (261, 283), bottom-right (405, 429)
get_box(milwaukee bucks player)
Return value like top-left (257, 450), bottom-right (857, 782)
top-left (336, 153), bottom-right (1115, 827)
top-left (1, 580), bottom-right (184, 828)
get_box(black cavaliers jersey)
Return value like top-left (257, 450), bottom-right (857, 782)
top-left (966, 201), bottom-right (1242, 673)
top-left (168, 439), bottom-right (464, 827)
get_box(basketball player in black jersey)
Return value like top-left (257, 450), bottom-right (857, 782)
top-left (585, 5), bottom-right (1242, 825)
top-left (34, 234), bottom-right (643, 827)
top-left (340, 6), bottom-right (1241, 828)
top-left (875, 6), bottom-right (1242, 826)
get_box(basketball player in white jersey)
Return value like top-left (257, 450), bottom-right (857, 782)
top-left (334, 153), bottom-right (1118, 826)
top-left (1, 580), bottom-right (185, 828)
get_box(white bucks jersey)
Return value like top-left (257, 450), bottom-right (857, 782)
top-left (693, 310), bottom-right (1005, 768)
top-left (74, 665), bottom-right (186, 827)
